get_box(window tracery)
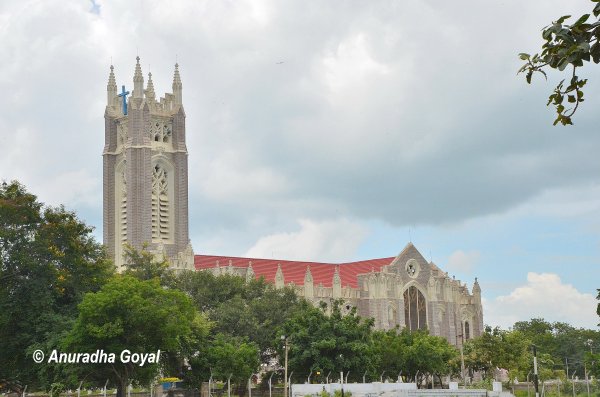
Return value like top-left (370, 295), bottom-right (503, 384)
top-left (152, 164), bottom-right (170, 240)
top-left (404, 286), bottom-right (427, 331)
top-left (151, 120), bottom-right (172, 143)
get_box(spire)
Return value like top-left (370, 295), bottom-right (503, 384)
top-left (172, 62), bottom-right (182, 105)
top-left (332, 266), bottom-right (342, 298)
top-left (304, 266), bottom-right (314, 298)
top-left (473, 277), bottom-right (481, 294)
top-left (146, 72), bottom-right (155, 102)
top-left (304, 266), bottom-right (313, 283)
top-left (107, 65), bottom-right (117, 106)
top-left (333, 266), bottom-right (341, 285)
top-left (133, 56), bottom-right (144, 99)
top-left (275, 264), bottom-right (284, 289)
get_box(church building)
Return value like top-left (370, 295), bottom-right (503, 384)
top-left (103, 59), bottom-right (483, 346)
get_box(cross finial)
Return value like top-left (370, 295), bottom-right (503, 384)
top-left (118, 85), bottom-right (130, 115)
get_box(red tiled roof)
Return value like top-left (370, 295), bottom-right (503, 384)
top-left (194, 255), bottom-right (395, 288)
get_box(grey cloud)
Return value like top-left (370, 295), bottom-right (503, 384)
top-left (1, 0), bottom-right (598, 255)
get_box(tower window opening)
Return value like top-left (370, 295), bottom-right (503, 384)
top-left (152, 164), bottom-right (170, 241)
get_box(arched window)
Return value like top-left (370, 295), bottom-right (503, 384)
top-left (464, 321), bottom-right (470, 340)
top-left (152, 163), bottom-right (171, 241)
top-left (404, 286), bottom-right (427, 331)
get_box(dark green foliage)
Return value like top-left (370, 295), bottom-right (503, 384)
top-left (512, 318), bottom-right (600, 380)
top-left (519, 0), bottom-right (600, 125)
top-left (64, 276), bottom-right (210, 396)
top-left (371, 328), bottom-right (458, 386)
top-left (122, 243), bottom-right (174, 284)
top-left (0, 181), bottom-right (114, 392)
top-left (463, 326), bottom-right (531, 383)
top-left (173, 271), bottom-right (301, 363)
top-left (277, 300), bottom-right (375, 383)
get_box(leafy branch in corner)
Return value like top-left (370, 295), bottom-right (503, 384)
top-left (518, 1), bottom-right (600, 126)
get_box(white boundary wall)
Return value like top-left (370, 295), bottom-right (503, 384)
top-left (291, 383), bottom-right (490, 397)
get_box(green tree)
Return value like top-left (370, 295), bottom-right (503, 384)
top-left (174, 271), bottom-right (301, 362)
top-left (0, 181), bottom-right (113, 392)
top-left (206, 333), bottom-right (259, 384)
top-left (513, 318), bottom-right (600, 379)
top-left (370, 329), bottom-right (408, 381)
top-left (519, 0), bottom-right (600, 125)
top-left (183, 332), bottom-right (259, 392)
top-left (405, 331), bottom-right (458, 387)
top-left (278, 300), bottom-right (374, 383)
top-left (64, 276), bottom-right (210, 397)
top-left (463, 326), bottom-right (531, 382)
top-left (172, 270), bottom-right (247, 312)
top-left (370, 328), bottom-right (457, 387)
top-left (122, 243), bottom-right (174, 284)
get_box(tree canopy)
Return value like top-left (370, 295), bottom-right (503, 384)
top-left (64, 276), bottom-right (210, 396)
top-left (371, 328), bottom-right (457, 386)
top-left (173, 270), bottom-right (301, 363)
top-left (277, 300), bottom-right (375, 383)
top-left (0, 181), bottom-right (113, 392)
top-left (519, 0), bottom-right (600, 125)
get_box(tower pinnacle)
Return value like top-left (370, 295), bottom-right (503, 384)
top-left (172, 63), bottom-right (182, 105)
top-left (146, 72), bottom-right (156, 102)
top-left (107, 65), bottom-right (117, 105)
top-left (133, 56), bottom-right (144, 99)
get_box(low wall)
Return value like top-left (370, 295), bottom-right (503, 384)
top-left (291, 383), bottom-right (491, 397)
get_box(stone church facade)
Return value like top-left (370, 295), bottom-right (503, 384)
top-left (195, 244), bottom-right (483, 346)
top-left (103, 59), bottom-right (483, 346)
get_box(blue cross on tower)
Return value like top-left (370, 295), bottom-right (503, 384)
top-left (118, 85), bottom-right (130, 115)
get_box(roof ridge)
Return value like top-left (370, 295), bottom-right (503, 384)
top-left (195, 254), bottom-right (395, 266)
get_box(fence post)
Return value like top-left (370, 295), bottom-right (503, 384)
top-left (227, 374), bottom-right (232, 397)
top-left (288, 372), bottom-right (294, 397)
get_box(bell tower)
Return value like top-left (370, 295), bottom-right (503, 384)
top-left (103, 57), bottom-right (194, 271)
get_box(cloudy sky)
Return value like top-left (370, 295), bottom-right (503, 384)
top-left (1, 0), bottom-right (599, 329)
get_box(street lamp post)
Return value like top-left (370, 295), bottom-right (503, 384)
top-left (281, 336), bottom-right (289, 397)
top-left (532, 345), bottom-right (539, 397)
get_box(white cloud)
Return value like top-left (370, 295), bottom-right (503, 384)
top-left (447, 250), bottom-right (480, 273)
top-left (245, 218), bottom-right (368, 262)
top-left (320, 33), bottom-right (391, 95)
top-left (484, 272), bottom-right (598, 329)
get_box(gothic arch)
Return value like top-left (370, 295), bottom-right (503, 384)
top-left (114, 159), bottom-right (127, 268)
top-left (402, 280), bottom-right (429, 299)
top-left (403, 283), bottom-right (428, 331)
top-left (151, 157), bottom-right (174, 242)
